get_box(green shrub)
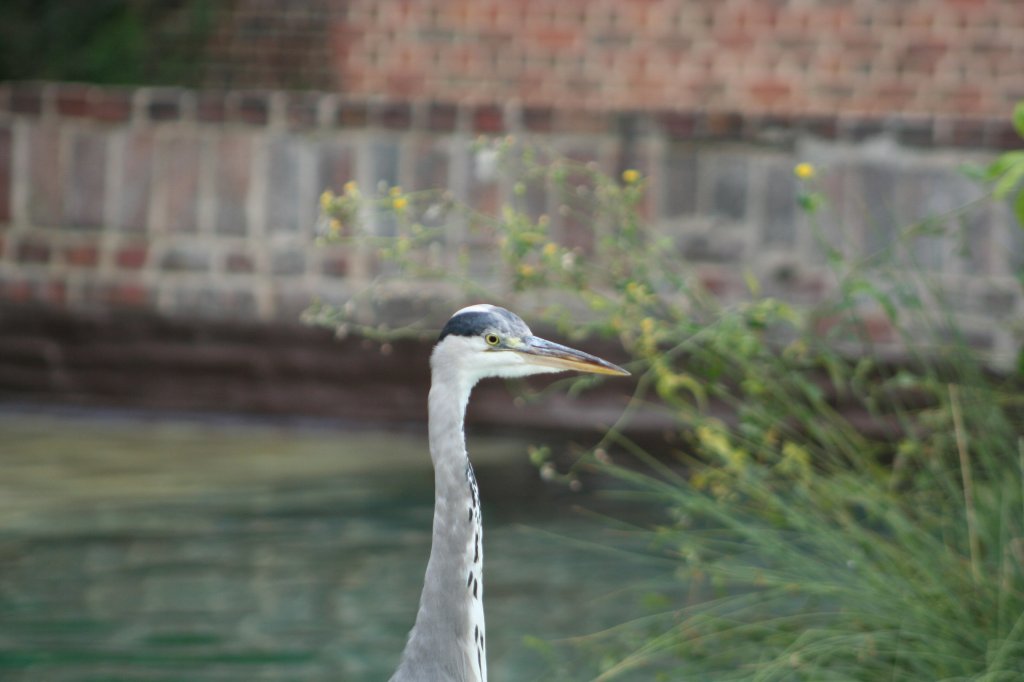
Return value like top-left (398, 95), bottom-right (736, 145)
top-left (313, 110), bottom-right (1024, 680)
top-left (0, 0), bottom-right (215, 85)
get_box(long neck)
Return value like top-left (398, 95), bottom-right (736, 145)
top-left (391, 367), bottom-right (487, 682)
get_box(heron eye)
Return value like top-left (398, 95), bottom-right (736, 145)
top-left (484, 333), bottom-right (500, 346)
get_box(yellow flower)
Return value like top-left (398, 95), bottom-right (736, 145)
top-left (392, 197), bottom-right (408, 211)
top-left (329, 218), bottom-right (342, 234)
top-left (542, 242), bottom-right (558, 257)
top-left (625, 280), bottom-right (650, 303)
top-left (343, 180), bottom-right (358, 195)
top-left (690, 470), bottom-right (708, 490)
top-left (794, 162), bottom-right (816, 180)
top-left (710, 482), bottom-right (730, 500)
top-left (319, 190), bottom-right (335, 211)
top-left (518, 264), bottom-right (535, 278)
top-left (621, 168), bottom-right (641, 184)
top-left (779, 441), bottom-right (812, 480)
top-left (389, 186), bottom-right (403, 197)
top-left (696, 425), bottom-right (729, 457)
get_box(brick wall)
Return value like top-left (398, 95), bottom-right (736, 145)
top-left (202, 0), bottom-right (337, 91)
top-left (200, 0), bottom-right (1024, 120)
top-left (0, 81), bottom-right (1021, 373)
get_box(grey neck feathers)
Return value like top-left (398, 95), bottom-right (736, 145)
top-left (390, 365), bottom-right (487, 682)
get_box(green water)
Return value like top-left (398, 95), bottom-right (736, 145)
top-left (0, 409), bottom-right (667, 681)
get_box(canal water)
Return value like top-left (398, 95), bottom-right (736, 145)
top-left (0, 408), bottom-right (670, 681)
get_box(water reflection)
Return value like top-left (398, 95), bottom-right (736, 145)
top-left (0, 409), bottom-right (666, 681)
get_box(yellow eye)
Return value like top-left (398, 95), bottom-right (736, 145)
top-left (484, 333), bottom-right (500, 346)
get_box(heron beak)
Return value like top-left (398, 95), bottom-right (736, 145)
top-left (514, 336), bottom-right (630, 376)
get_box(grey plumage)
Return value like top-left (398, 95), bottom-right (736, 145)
top-left (389, 304), bottom-right (628, 682)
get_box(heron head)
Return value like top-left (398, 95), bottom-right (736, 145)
top-left (432, 304), bottom-right (629, 385)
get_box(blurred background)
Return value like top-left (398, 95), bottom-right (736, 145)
top-left (0, 1), bottom-right (1022, 680)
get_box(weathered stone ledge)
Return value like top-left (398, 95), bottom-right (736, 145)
top-left (1, 81), bottom-right (1018, 150)
top-left (0, 305), bottom-right (640, 437)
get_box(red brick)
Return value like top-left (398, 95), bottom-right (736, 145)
top-left (367, 1), bottom-right (1013, 117)
top-left (535, 28), bottom-right (577, 49)
top-left (146, 89), bottom-right (182, 121)
top-left (706, 112), bottom-right (745, 138)
top-left (64, 244), bottom-right (100, 267)
top-left (523, 106), bottom-right (554, 132)
top-left (897, 41), bottom-right (948, 75)
top-left (427, 102), bottom-right (458, 131)
top-left (943, 85), bottom-right (987, 116)
top-left (87, 87), bottom-right (133, 122)
top-left (320, 252), bottom-right (348, 278)
top-left (748, 78), bottom-right (793, 107)
top-left (990, 121), bottom-right (1022, 150)
top-left (11, 83), bottom-right (44, 115)
top-left (1, 278), bottom-right (32, 303)
top-left (554, 109), bottom-right (611, 135)
top-left (385, 72), bottom-right (427, 99)
top-left (473, 105), bottom-right (504, 133)
top-left (233, 92), bottom-right (269, 125)
top-left (802, 115), bottom-right (840, 139)
top-left (37, 1), bottom-right (1018, 129)
top-left (375, 101), bottom-right (413, 129)
top-left (56, 84), bottom-right (90, 118)
top-left (115, 246), bottom-right (148, 269)
top-left (44, 279), bottom-right (67, 306)
top-left (17, 239), bottom-right (51, 264)
top-left (713, 28), bottom-right (756, 52)
top-left (106, 282), bottom-right (150, 307)
top-left (657, 111), bottom-right (700, 139)
top-left (336, 101), bottom-right (369, 127)
top-left (226, 253), bottom-right (255, 273)
top-left (871, 82), bottom-right (919, 111)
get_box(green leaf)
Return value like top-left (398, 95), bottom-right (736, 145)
top-left (993, 157), bottom-right (1024, 199)
top-left (1013, 101), bottom-right (1024, 140)
top-left (522, 635), bottom-right (555, 657)
top-left (958, 163), bottom-right (989, 181)
top-left (797, 191), bottom-right (824, 214)
top-left (1014, 189), bottom-right (1024, 230)
top-left (981, 151), bottom-right (1024, 183)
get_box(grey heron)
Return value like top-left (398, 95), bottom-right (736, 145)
top-left (389, 304), bottom-right (629, 682)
